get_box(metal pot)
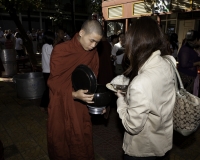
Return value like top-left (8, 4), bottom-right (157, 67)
top-left (13, 72), bottom-right (45, 99)
top-left (1, 49), bottom-right (17, 77)
top-left (87, 105), bottom-right (105, 114)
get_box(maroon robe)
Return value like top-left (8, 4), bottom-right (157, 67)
top-left (47, 33), bottom-right (99, 160)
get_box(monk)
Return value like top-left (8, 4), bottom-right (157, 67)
top-left (47, 19), bottom-right (103, 160)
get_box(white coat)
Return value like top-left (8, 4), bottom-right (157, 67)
top-left (117, 50), bottom-right (176, 157)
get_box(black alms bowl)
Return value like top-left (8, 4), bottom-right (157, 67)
top-left (88, 84), bottom-right (111, 107)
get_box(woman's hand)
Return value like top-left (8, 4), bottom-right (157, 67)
top-left (72, 90), bottom-right (94, 103)
top-left (115, 90), bottom-right (125, 98)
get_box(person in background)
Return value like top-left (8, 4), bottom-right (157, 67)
top-left (170, 33), bottom-right (179, 60)
top-left (40, 31), bottom-right (55, 112)
top-left (4, 34), bottom-right (14, 49)
top-left (64, 31), bottom-right (71, 41)
top-left (37, 30), bottom-right (43, 53)
top-left (47, 19), bottom-right (103, 160)
top-left (111, 33), bottom-right (125, 75)
top-left (0, 27), bottom-right (5, 45)
top-left (30, 28), bottom-right (38, 54)
top-left (3, 30), bottom-right (8, 38)
top-left (110, 34), bottom-right (119, 66)
top-left (7, 29), bottom-right (15, 44)
top-left (116, 17), bottom-right (176, 160)
top-left (15, 28), bottom-right (19, 34)
top-left (15, 33), bottom-right (25, 58)
top-left (53, 28), bottom-right (65, 47)
top-left (26, 31), bottom-right (32, 40)
top-left (178, 30), bottom-right (200, 94)
top-left (110, 34), bottom-right (118, 49)
top-left (41, 29), bottom-right (44, 37)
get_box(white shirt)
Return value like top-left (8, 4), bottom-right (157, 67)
top-left (42, 44), bottom-right (53, 73)
top-left (15, 38), bottom-right (23, 50)
top-left (111, 42), bottom-right (124, 65)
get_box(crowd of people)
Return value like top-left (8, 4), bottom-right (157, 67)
top-left (0, 17), bottom-right (200, 160)
top-left (0, 27), bottom-right (71, 58)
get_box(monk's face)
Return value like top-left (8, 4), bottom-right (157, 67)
top-left (79, 30), bottom-right (102, 51)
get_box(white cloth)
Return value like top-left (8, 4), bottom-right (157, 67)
top-left (117, 50), bottom-right (176, 157)
top-left (111, 42), bottom-right (124, 65)
top-left (15, 38), bottom-right (23, 50)
top-left (42, 44), bottom-right (53, 73)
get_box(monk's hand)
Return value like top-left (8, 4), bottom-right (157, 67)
top-left (72, 90), bottom-right (94, 103)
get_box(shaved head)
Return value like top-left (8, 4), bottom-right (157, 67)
top-left (81, 19), bottom-right (103, 36)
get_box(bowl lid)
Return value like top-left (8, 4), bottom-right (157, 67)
top-left (72, 65), bottom-right (97, 94)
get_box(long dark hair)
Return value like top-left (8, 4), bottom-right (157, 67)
top-left (124, 17), bottom-right (171, 83)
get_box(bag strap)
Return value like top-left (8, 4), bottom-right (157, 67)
top-left (163, 56), bottom-right (185, 91)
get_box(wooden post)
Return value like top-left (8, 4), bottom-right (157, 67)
top-left (125, 18), bottom-right (128, 32)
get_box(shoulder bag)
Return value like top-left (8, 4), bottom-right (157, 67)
top-left (164, 56), bottom-right (200, 136)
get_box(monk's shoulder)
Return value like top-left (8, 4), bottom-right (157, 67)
top-left (53, 41), bottom-right (71, 51)
top-left (52, 41), bottom-right (73, 57)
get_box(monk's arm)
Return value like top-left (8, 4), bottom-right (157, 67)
top-left (48, 46), bottom-right (68, 94)
top-left (72, 51), bottom-right (99, 103)
top-left (72, 90), bottom-right (94, 103)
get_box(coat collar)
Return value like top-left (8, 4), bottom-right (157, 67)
top-left (138, 50), bottom-right (161, 74)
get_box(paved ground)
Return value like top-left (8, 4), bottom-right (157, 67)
top-left (0, 78), bottom-right (200, 160)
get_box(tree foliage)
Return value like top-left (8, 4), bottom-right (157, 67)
top-left (88, 0), bottom-right (102, 14)
top-left (0, 0), bottom-right (45, 66)
top-left (49, 0), bottom-right (69, 26)
top-left (0, 0), bottom-right (44, 12)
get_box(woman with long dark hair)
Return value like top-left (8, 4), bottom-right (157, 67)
top-left (116, 17), bottom-right (176, 160)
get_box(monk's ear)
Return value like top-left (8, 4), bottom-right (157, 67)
top-left (79, 29), bottom-right (85, 37)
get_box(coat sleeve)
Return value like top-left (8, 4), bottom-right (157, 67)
top-left (117, 85), bottom-right (150, 135)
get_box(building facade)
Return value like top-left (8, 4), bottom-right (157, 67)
top-left (102, 0), bottom-right (200, 46)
